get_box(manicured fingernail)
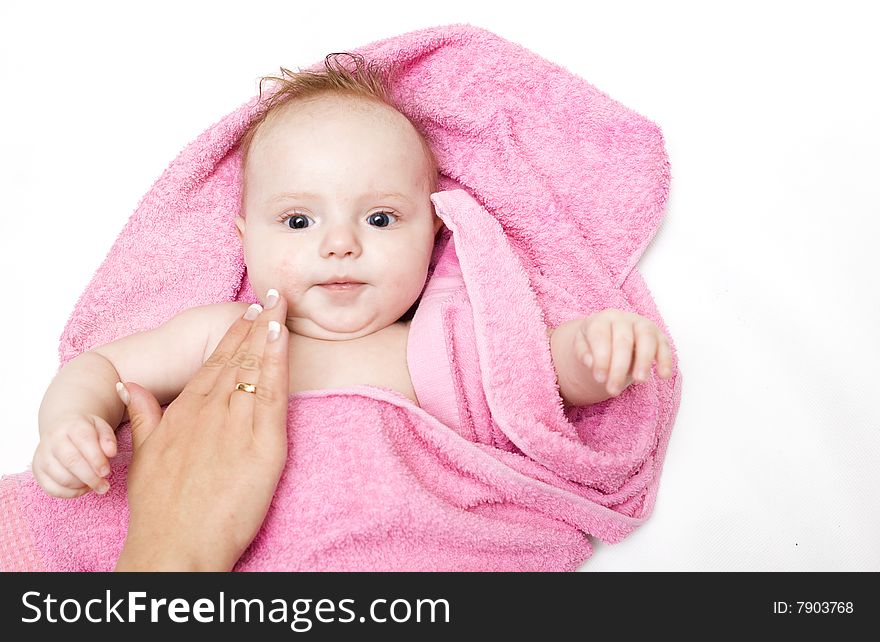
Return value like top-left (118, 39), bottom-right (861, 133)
top-left (267, 320), bottom-right (281, 342)
top-left (115, 382), bottom-right (130, 406)
top-left (100, 465), bottom-right (110, 476)
top-left (583, 354), bottom-right (593, 368)
top-left (608, 385), bottom-right (618, 396)
top-left (244, 303), bottom-right (263, 320)
top-left (265, 288), bottom-right (279, 309)
top-left (96, 481), bottom-right (109, 494)
top-left (637, 369), bottom-right (648, 381)
top-left (595, 370), bottom-right (606, 383)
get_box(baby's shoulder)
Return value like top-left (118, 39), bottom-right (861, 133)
top-left (206, 300), bottom-right (252, 322)
top-left (201, 301), bottom-right (253, 360)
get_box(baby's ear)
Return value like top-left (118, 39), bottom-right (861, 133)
top-left (234, 215), bottom-right (246, 241)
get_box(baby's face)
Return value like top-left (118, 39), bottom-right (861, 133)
top-left (236, 94), bottom-right (442, 341)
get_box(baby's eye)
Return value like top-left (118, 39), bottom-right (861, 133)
top-left (277, 211), bottom-right (399, 230)
top-left (281, 213), bottom-right (313, 230)
top-left (366, 211), bottom-right (398, 228)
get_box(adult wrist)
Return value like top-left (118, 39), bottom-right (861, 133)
top-left (115, 538), bottom-right (229, 572)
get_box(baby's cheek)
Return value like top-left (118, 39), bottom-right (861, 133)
top-left (392, 273), bottom-right (428, 307)
top-left (272, 255), bottom-right (302, 287)
top-left (249, 255), bottom-right (290, 301)
top-left (274, 259), bottom-right (313, 306)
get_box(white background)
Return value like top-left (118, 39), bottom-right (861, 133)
top-left (1, 0), bottom-right (877, 571)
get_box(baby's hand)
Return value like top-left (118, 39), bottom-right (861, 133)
top-left (32, 414), bottom-right (118, 498)
top-left (575, 308), bottom-right (674, 397)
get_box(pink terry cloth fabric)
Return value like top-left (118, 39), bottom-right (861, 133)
top-left (0, 23), bottom-right (681, 571)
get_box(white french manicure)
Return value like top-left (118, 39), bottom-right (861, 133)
top-left (115, 382), bottom-right (130, 406)
top-left (267, 320), bottom-right (281, 342)
top-left (244, 303), bottom-right (263, 320)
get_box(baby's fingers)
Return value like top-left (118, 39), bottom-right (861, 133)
top-left (656, 333), bottom-right (674, 378)
top-left (70, 423), bottom-right (113, 479)
top-left (52, 436), bottom-right (110, 495)
top-left (632, 324), bottom-right (658, 383)
top-left (575, 327), bottom-right (593, 368)
top-left (40, 458), bottom-right (91, 498)
top-left (606, 322), bottom-right (635, 395)
top-left (583, 316), bottom-right (612, 382)
top-left (92, 415), bottom-right (118, 459)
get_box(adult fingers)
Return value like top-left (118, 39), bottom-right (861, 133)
top-left (181, 303), bottom-right (261, 399)
top-left (224, 303), bottom-right (269, 414)
top-left (123, 382), bottom-right (164, 452)
top-left (248, 292), bottom-right (290, 449)
top-left (228, 291), bottom-right (289, 443)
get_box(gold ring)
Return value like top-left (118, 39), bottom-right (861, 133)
top-left (234, 382), bottom-right (257, 394)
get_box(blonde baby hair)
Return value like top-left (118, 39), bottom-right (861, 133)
top-left (236, 52), bottom-right (440, 210)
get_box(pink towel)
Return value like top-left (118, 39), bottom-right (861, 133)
top-left (1, 23), bottom-right (680, 571)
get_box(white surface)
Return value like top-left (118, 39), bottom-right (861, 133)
top-left (1, 0), bottom-right (877, 571)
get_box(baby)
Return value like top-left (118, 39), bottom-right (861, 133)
top-left (34, 54), bottom-right (674, 499)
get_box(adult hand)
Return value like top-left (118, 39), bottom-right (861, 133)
top-left (114, 292), bottom-right (290, 571)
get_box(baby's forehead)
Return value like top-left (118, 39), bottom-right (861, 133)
top-left (250, 97), bottom-right (426, 165)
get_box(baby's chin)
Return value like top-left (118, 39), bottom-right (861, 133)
top-left (286, 311), bottom-right (394, 341)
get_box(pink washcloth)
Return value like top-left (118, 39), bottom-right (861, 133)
top-left (1, 23), bottom-right (680, 571)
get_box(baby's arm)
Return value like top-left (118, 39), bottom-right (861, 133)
top-left (34, 303), bottom-right (226, 498)
top-left (547, 323), bottom-right (614, 407)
